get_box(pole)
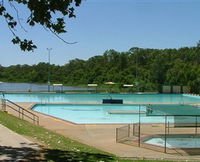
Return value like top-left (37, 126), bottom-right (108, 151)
top-left (195, 116), bottom-right (198, 134)
top-left (47, 48), bottom-right (52, 92)
top-left (116, 128), bottom-right (118, 142)
top-left (2, 92), bottom-right (6, 111)
top-left (135, 54), bottom-right (138, 92)
top-left (138, 105), bottom-right (141, 147)
top-left (164, 115), bottom-right (167, 153)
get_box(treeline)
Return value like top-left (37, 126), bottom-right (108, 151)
top-left (1, 46), bottom-right (200, 93)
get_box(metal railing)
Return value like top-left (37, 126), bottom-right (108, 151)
top-left (2, 99), bottom-right (39, 125)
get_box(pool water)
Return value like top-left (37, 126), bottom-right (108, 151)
top-left (3, 93), bottom-right (200, 104)
top-left (32, 104), bottom-right (166, 124)
top-left (144, 135), bottom-right (200, 148)
top-left (3, 93), bottom-right (200, 124)
top-left (32, 103), bottom-right (200, 124)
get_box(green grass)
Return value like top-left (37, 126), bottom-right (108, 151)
top-left (0, 111), bottom-right (172, 162)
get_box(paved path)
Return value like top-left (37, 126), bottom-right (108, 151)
top-left (0, 124), bottom-right (40, 161)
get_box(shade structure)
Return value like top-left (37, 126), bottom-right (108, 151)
top-left (52, 83), bottom-right (63, 92)
top-left (53, 84), bottom-right (63, 86)
top-left (87, 84), bottom-right (98, 87)
top-left (104, 82), bottom-right (115, 85)
top-left (123, 84), bottom-right (134, 87)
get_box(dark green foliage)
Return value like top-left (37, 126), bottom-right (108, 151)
top-left (0, 0), bottom-right (82, 51)
top-left (1, 46), bottom-right (200, 93)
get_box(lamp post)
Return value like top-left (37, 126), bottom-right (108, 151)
top-left (47, 48), bottom-right (52, 92)
top-left (135, 53), bottom-right (139, 92)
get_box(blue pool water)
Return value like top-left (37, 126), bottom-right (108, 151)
top-left (3, 93), bottom-right (200, 124)
top-left (32, 104), bottom-right (165, 124)
top-left (2, 93), bottom-right (200, 104)
top-left (144, 135), bottom-right (200, 148)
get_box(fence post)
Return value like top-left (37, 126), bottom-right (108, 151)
top-left (22, 109), bottom-right (24, 119)
top-left (19, 107), bottom-right (20, 118)
top-left (37, 117), bottom-right (39, 125)
top-left (138, 105), bottom-right (141, 147)
top-left (2, 99), bottom-right (6, 112)
top-left (168, 122), bottom-right (169, 134)
top-left (195, 116), bottom-right (198, 134)
top-left (116, 128), bottom-right (118, 142)
top-left (164, 115), bottom-right (167, 153)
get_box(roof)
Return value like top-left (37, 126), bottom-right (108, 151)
top-left (53, 84), bottom-right (63, 86)
top-left (104, 82), bottom-right (115, 85)
top-left (87, 84), bottom-right (98, 87)
top-left (123, 84), bottom-right (134, 87)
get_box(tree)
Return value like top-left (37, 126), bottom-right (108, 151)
top-left (0, 0), bottom-right (82, 51)
top-left (197, 40), bottom-right (200, 48)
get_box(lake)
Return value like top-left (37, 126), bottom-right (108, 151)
top-left (0, 83), bottom-right (94, 92)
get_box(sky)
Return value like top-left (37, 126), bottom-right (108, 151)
top-left (1, 0), bottom-right (200, 66)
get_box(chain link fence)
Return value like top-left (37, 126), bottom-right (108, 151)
top-left (116, 115), bottom-right (200, 155)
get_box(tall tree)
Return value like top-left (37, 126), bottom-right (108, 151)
top-left (0, 0), bottom-right (82, 51)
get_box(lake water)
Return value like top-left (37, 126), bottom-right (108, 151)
top-left (0, 83), bottom-right (94, 92)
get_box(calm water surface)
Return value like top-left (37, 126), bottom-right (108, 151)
top-left (0, 83), bottom-right (93, 92)
top-left (2, 93), bottom-right (200, 104)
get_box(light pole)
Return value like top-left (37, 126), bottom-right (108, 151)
top-left (135, 53), bottom-right (139, 92)
top-left (47, 48), bottom-right (52, 92)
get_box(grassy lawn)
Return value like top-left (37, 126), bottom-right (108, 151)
top-left (0, 111), bottom-right (172, 162)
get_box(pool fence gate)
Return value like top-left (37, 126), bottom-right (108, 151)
top-left (116, 115), bottom-right (200, 155)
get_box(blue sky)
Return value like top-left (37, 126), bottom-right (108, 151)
top-left (1, 0), bottom-right (200, 66)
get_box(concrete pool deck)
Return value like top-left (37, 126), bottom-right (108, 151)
top-left (4, 102), bottom-right (200, 161)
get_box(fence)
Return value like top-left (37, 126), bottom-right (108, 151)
top-left (0, 99), bottom-right (39, 125)
top-left (116, 125), bottom-right (130, 142)
top-left (162, 85), bottom-right (190, 94)
top-left (162, 85), bottom-right (171, 93)
top-left (116, 115), bottom-right (200, 155)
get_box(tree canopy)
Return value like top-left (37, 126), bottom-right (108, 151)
top-left (0, 0), bottom-right (82, 51)
top-left (1, 45), bottom-right (200, 93)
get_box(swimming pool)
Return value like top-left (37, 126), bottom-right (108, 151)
top-left (3, 93), bottom-right (200, 104)
top-left (31, 104), bottom-right (200, 124)
top-left (32, 104), bottom-right (156, 124)
top-left (3, 93), bottom-right (200, 124)
top-left (143, 134), bottom-right (200, 148)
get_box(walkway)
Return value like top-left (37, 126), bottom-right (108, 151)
top-left (0, 124), bottom-right (40, 161)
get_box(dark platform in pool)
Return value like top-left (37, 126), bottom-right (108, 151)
top-left (102, 99), bottom-right (123, 104)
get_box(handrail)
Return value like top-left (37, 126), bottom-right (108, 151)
top-left (6, 105), bottom-right (36, 122)
top-left (4, 99), bottom-right (39, 125)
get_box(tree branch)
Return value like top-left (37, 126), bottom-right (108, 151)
top-left (49, 28), bottom-right (77, 45)
top-left (4, 14), bottom-right (16, 36)
top-left (8, 1), bottom-right (27, 32)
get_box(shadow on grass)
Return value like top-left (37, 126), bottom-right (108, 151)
top-left (43, 149), bottom-right (115, 162)
top-left (0, 145), bottom-right (115, 161)
top-left (0, 145), bottom-right (41, 161)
